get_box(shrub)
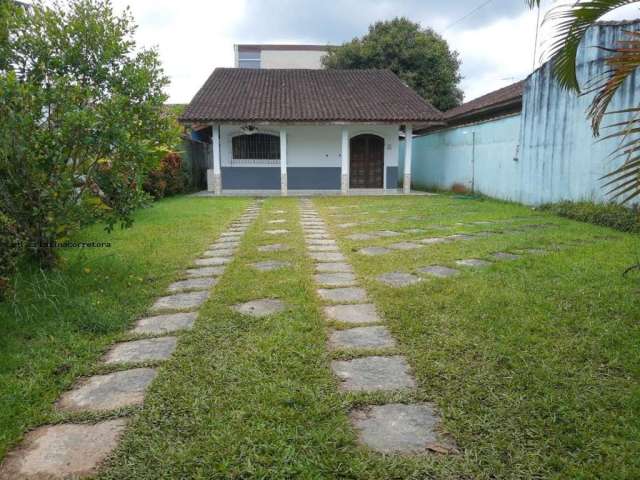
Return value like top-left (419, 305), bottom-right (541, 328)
top-left (0, 212), bottom-right (22, 299)
top-left (143, 152), bottom-right (186, 199)
top-left (540, 201), bottom-right (640, 233)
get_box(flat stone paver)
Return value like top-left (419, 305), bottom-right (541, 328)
top-left (233, 299), bottom-right (286, 317)
top-left (265, 229), bottom-right (289, 235)
top-left (251, 260), bottom-right (291, 271)
top-left (491, 252), bottom-right (522, 261)
top-left (317, 287), bottom-right (367, 303)
top-left (220, 232), bottom-right (242, 238)
top-left (150, 291), bottom-right (209, 312)
top-left (315, 262), bottom-right (353, 273)
top-left (446, 234), bottom-right (475, 241)
top-left (345, 233), bottom-right (377, 241)
top-left (456, 258), bottom-right (492, 268)
top-left (131, 312), bottom-right (197, 335)
top-left (418, 237), bottom-right (448, 245)
top-left (167, 277), bottom-right (217, 292)
top-left (184, 266), bottom-right (225, 278)
top-left (351, 404), bottom-right (455, 454)
top-left (359, 246), bottom-right (391, 256)
top-left (324, 304), bottom-right (382, 324)
top-left (389, 242), bottom-right (423, 250)
top-left (258, 243), bottom-right (291, 252)
top-left (405, 228), bottom-right (426, 234)
top-left (57, 368), bottom-right (157, 412)
top-left (194, 257), bottom-right (231, 266)
top-left (418, 266), bottom-right (460, 278)
top-left (337, 223), bottom-right (359, 229)
top-left (310, 252), bottom-right (346, 262)
top-left (329, 326), bottom-right (396, 350)
top-left (306, 233), bottom-right (331, 239)
top-left (376, 272), bottom-right (422, 287)
top-left (203, 248), bottom-right (235, 257)
top-left (0, 419), bottom-right (127, 480)
top-left (331, 356), bottom-right (415, 392)
top-left (308, 245), bottom-right (339, 252)
top-left (103, 337), bottom-right (177, 364)
top-left (269, 219), bottom-right (286, 224)
top-left (373, 230), bottom-right (401, 237)
top-left (306, 239), bottom-right (337, 246)
top-left (314, 273), bottom-right (357, 287)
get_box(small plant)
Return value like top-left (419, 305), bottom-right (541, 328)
top-left (0, 212), bottom-right (22, 299)
top-left (541, 201), bottom-right (640, 233)
top-left (143, 152), bottom-right (186, 199)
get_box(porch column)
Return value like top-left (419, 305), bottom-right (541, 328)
top-left (208, 124), bottom-right (222, 195)
top-left (403, 124), bottom-right (413, 194)
top-left (280, 128), bottom-right (287, 195)
top-left (341, 128), bottom-right (349, 194)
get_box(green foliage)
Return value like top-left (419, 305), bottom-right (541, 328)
top-left (540, 201), bottom-right (640, 233)
top-left (0, 211), bottom-right (22, 299)
top-left (0, 0), bottom-right (179, 269)
top-left (322, 17), bottom-right (463, 111)
top-left (143, 152), bottom-right (186, 199)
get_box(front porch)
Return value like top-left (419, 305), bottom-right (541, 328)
top-left (193, 188), bottom-right (433, 197)
top-left (200, 123), bottom-right (415, 196)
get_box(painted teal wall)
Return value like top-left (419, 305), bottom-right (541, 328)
top-left (404, 21), bottom-right (640, 205)
top-left (400, 114), bottom-right (521, 199)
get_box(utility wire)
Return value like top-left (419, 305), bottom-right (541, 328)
top-left (444, 0), bottom-right (495, 31)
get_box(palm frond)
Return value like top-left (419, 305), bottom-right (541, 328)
top-left (586, 31), bottom-right (640, 134)
top-left (600, 115), bottom-right (640, 202)
top-left (530, 0), bottom-right (638, 92)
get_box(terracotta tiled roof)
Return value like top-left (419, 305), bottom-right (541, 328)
top-left (445, 80), bottom-right (524, 122)
top-left (180, 68), bottom-right (443, 124)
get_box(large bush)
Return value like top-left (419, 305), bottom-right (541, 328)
top-left (0, 0), bottom-right (178, 270)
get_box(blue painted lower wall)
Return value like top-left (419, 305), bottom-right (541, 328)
top-left (221, 167), bottom-right (280, 190)
top-left (386, 166), bottom-right (398, 189)
top-left (287, 167), bottom-right (340, 190)
top-left (221, 166), bottom-right (399, 190)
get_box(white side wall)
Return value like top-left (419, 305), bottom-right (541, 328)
top-left (260, 50), bottom-right (326, 69)
top-left (219, 124), bottom-right (399, 169)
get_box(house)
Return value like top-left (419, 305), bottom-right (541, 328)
top-left (234, 44), bottom-right (333, 69)
top-left (180, 68), bottom-right (443, 194)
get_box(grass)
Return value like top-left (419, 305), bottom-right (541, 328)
top-left (3, 193), bottom-right (639, 479)
top-left (0, 196), bottom-right (249, 461)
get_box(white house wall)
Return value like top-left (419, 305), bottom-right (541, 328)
top-left (260, 50), bottom-right (326, 69)
top-left (218, 124), bottom-right (400, 190)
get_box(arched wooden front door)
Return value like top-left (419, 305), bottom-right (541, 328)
top-left (350, 134), bottom-right (384, 188)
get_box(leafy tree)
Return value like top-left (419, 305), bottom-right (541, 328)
top-left (322, 17), bottom-right (463, 111)
top-left (526, 0), bottom-right (640, 204)
top-left (0, 0), bottom-right (177, 269)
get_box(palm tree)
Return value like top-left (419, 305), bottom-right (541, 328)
top-left (527, 0), bottom-right (640, 203)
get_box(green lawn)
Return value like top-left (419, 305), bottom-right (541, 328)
top-left (2, 194), bottom-right (639, 479)
top-left (0, 196), bottom-right (249, 461)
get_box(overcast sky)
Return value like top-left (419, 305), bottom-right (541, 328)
top-left (109, 0), bottom-right (640, 106)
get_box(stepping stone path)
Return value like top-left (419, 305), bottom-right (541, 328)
top-left (251, 260), bottom-right (291, 271)
top-left (0, 202), bottom-right (263, 479)
top-left (298, 198), bottom-right (452, 455)
top-left (359, 246), bottom-right (392, 256)
top-left (258, 243), bottom-right (290, 252)
top-left (376, 272), bottom-right (422, 287)
top-left (456, 258), bottom-right (492, 268)
top-left (491, 252), bottom-right (522, 261)
top-left (233, 298), bottom-right (286, 317)
top-left (418, 265), bottom-right (460, 278)
top-left (389, 241), bottom-right (423, 250)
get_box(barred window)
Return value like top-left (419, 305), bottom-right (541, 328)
top-left (232, 134), bottom-right (280, 160)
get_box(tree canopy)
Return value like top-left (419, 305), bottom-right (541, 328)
top-left (0, 0), bottom-right (178, 270)
top-left (323, 17), bottom-right (463, 111)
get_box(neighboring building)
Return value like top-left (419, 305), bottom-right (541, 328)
top-left (402, 19), bottom-right (640, 205)
top-left (181, 68), bottom-right (443, 194)
top-left (234, 44), bottom-right (333, 70)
